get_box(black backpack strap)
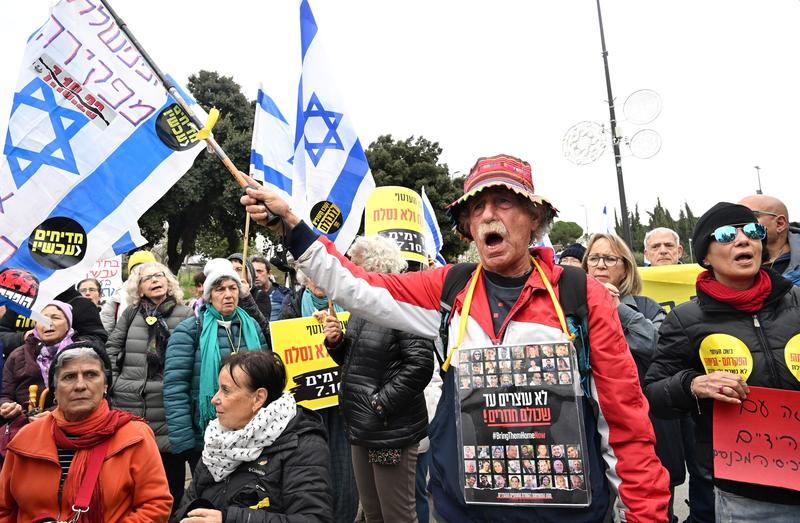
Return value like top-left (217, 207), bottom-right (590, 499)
top-left (557, 265), bottom-right (588, 319)
top-left (556, 266), bottom-right (593, 398)
top-left (437, 263), bottom-right (478, 370)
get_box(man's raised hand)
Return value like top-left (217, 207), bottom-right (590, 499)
top-left (238, 171), bottom-right (299, 230)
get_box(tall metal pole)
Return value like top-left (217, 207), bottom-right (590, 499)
top-left (595, 0), bottom-right (632, 247)
top-left (754, 166), bottom-right (763, 194)
top-left (580, 204), bottom-right (589, 239)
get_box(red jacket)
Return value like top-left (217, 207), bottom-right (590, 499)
top-left (0, 412), bottom-right (172, 522)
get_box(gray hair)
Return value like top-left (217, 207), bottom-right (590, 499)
top-left (53, 347), bottom-right (106, 384)
top-left (347, 235), bottom-right (407, 274)
top-left (643, 227), bottom-right (680, 250)
top-left (125, 261), bottom-right (183, 305)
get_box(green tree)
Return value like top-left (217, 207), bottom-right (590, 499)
top-left (549, 221), bottom-right (583, 246)
top-left (139, 71), bottom-right (255, 273)
top-left (647, 198), bottom-right (677, 231)
top-left (675, 202), bottom-right (698, 257)
top-left (615, 204), bottom-right (647, 252)
top-left (365, 135), bottom-right (467, 262)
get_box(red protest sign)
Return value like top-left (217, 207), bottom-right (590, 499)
top-left (713, 386), bottom-right (800, 491)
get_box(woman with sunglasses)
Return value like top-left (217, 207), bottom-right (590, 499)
top-left (105, 261), bottom-right (194, 510)
top-left (582, 234), bottom-right (685, 518)
top-left (645, 202), bottom-right (800, 522)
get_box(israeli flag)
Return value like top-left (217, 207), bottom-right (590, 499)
top-left (250, 84), bottom-right (293, 203)
top-left (535, 233), bottom-right (554, 249)
top-left (0, 0), bottom-right (205, 321)
top-left (293, 0), bottom-right (376, 252)
top-left (603, 205), bottom-right (614, 234)
top-left (421, 187), bottom-right (446, 266)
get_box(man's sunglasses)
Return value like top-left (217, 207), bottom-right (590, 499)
top-left (710, 222), bottom-right (766, 244)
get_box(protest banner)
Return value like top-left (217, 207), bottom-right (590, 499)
top-left (270, 312), bottom-right (349, 410)
top-left (455, 342), bottom-right (590, 506)
top-left (713, 386), bottom-right (800, 492)
top-left (365, 186), bottom-right (427, 264)
top-left (639, 264), bottom-right (704, 312)
top-left (85, 255), bottom-right (122, 301)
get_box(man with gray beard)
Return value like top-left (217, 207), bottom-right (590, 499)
top-left (241, 154), bottom-right (670, 523)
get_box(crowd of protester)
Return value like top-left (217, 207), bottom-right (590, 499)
top-left (0, 153), bottom-right (796, 522)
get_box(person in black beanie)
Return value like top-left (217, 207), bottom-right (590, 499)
top-left (558, 243), bottom-right (587, 268)
top-left (691, 202), bottom-right (769, 268)
top-left (645, 201), bottom-right (800, 523)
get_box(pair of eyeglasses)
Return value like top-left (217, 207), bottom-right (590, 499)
top-left (752, 210), bottom-right (778, 218)
top-left (586, 255), bottom-right (621, 267)
top-left (80, 287), bottom-right (99, 293)
top-left (141, 272), bottom-right (166, 283)
top-left (710, 223), bottom-right (766, 244)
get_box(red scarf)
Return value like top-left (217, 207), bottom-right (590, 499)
top-left (51, 402), bottom-right (138, 523)
top-left (696, 269), bottom-right (772, 312)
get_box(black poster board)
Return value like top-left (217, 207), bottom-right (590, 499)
top-left (455, 341), bottom-right (591, 506)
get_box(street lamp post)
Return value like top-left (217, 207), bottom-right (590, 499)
top-left (754, 166), bottom-right (763, 194)
top-left (595, 0), bottom-right (632, 248)
top-left (580, 204), bottom-right (589, 240)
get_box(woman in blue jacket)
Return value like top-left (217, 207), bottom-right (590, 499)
top-left (164, 258), bottom-right (269, 460)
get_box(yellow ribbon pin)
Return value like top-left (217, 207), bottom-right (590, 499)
top-left (249, 496), bottom-right (270, 509)
top-left (194, 107), bottom-right (220, 140)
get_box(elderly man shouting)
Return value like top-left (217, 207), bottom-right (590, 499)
top-left (241, 154), bottom-right (669, 523)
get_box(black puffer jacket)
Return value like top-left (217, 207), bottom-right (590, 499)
top-left (644, 270), bottom-right (800, 505)
top-left (326, 315), bottom-right (433, 449)
top-left (173, 406), bottom-right (333, 523)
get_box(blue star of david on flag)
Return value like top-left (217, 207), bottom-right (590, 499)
top-left (3, 77), bottom-right (89, 189)
top-left (303, 92), bottom-right (344, 166)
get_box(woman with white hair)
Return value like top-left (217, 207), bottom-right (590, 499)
top-left (164, 258), bottom-right (270, 477)
top-left (105, 261), bottom-right (194, 509)
top-left (323, 235), bottom-right (434, 523)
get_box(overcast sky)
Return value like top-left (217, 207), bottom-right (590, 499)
top-left (2, 1), bottom-right (798, 240)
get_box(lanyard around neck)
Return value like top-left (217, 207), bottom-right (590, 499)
top-left (441, 256), bottom-right (574, 372)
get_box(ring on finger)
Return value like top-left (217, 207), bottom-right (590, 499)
top-left (719, 385), bottom-right (725, 394)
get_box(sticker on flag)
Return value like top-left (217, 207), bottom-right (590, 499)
top-left (0, 0), bottom-right (205, 321)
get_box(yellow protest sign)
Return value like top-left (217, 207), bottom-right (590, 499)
top-left (699, 334), bottom-right (753, 380)
top-left (639, 264), bottom-right (704, 312)
top-left (784, 334), bottom-right (800, 383)
top-left (365, 186), bottom-right (427, 263)
top-left (270, 313), bottom-right (350, 410)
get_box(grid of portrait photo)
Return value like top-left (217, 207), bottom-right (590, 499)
top-left (457, 343), bottom-right (574, 390)
top-left (463, 443), bottom-right (586, 491)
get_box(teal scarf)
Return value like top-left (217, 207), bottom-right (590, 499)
top-left (300, 288), bottom-right (343, 317)
top-left (198, 305), bottom-right (263, 430)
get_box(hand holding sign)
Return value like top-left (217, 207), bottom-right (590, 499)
top-left (691, 371), bottom-right (750, 404)
top-left (323, 303), bottom-right (342, 346)
top-left (714, 386), bottom-right (800, 492)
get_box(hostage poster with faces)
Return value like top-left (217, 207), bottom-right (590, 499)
top-left (456, 341), bottom-right (591, 506)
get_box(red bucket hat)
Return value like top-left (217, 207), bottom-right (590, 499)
top-left (446, 154), bottom-right (558, 239)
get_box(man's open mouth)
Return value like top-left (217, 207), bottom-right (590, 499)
top-left (485, 232), bottom-right (504, 247)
